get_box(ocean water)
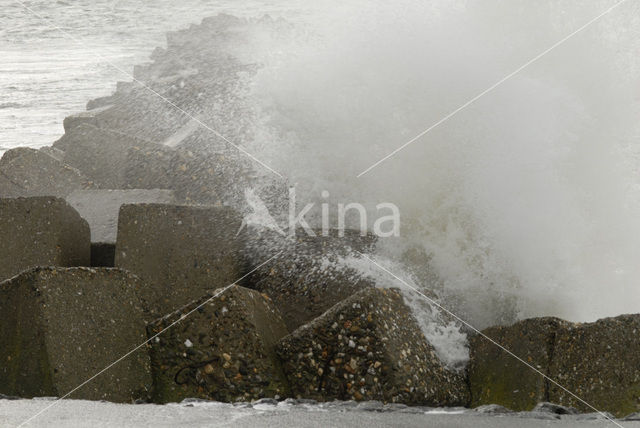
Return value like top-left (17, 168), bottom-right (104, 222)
top-left (4, 0), bottom-right (640, 344)
top-left (0, 0), bottom-right (311, 154)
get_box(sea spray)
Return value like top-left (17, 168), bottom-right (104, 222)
top-left (9, 0), bottom-right (640, 344)
top-left (236, 0), bottom-right (640, 326)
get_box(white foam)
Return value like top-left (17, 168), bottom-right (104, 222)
top-left (242, 0), bottom-right (640, 326)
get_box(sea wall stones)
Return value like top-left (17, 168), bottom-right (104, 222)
top-left (55, 124), bottom-right (155, 189)
top-left (245, 230), bottom-right (377, 332)
top-left (147, 285), bottom-right (289, 403)
top-left (549, 315), bottom-right (640, 417)
top-left (52, 123), bottom-right (256, 207)
top-left (0, 197), bottom-right (90, 281)
top-left (0, 148), bottom-right (91, 198)
top-left (123, 143), bottom-right (177, 193)
top-left (0, 267), bottom-right (152, 402)
top-left (276, 287), bottom-right (469, 406)
top-left (62, 104), bottom-right (114, 133)
top-left (468, 317), bottom-right (567, 411)
top-left (3, 12), bottom-right (640, 415)
top-left (469, 314), bottom-right (640, 417)
top-left (115, 203), bottom-right (243, 317)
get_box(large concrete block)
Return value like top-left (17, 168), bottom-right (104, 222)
top-left (0, 148), bottom-right (91, 198)
top-left (0, 267), bottom-right (152, 402)
top-left (62, 105), bottom-right (114, 133)
top-left (468, 317), bottom-right (567, 411)
top-left (60, 86), bottom-right (188, 145)
top-left (0, 197), bottom-right (91, 281)
top-left (115, 203), bottom-right (243, 317)
top-left (55, 124), bottom-right (156, 188)
top-left (123, 144), bottom-right (178, 192)
top-left (53, 123), bottom-right (232, 205)
top-left (549, 315), bottom-right (640, 417)
top-left (66, 189), bottom-right (176, 244)
top-left (0, 175), bottom-right (22, 198)
top-left (167, 147), bottom-right (252, 206)
top-left (276, 288), bottom-right (469, 406)
top-left (147, 285), bottom-right (289, 403)
top-left (245, 230), bottom-right (377, 332)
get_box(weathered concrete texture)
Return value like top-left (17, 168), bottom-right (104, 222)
top-left (62, 104), bottom-right (114, 133)
top-left (49, 14), bottom-right (286, 210)
top-left (0, 267), bottom-right (152, 402)
top-left (549, 315), bottom-right (640, 417)
top-left (168, 148), bottom-right (234, 206)
top-left (66, 189), bottom-right (176, 243)
top-left (122, 143), bottom-right (238, 207)
top-left (64, 87), bottom-right (187, 144)
top-left (468, 317), bottom-right (567, 411)
top-left (0, 148), bottom-right (91, 198)
top-left (245, 230), bottom-right (377, 332)
top-left (115, 203), bottom-right (243, 317)
top-left (0, 174), bottom-right (22, 197)
top-left (276, 288), bottom-right (469, 406)
top-left (0, 197), bottom-right (91, 281)
top-left (53, 122), bottom-right (247, 207)
top-left (55, 124), bottom-right (158, 189)
top-left (147, 285), bottom-right (289, 403)
top-left (127, 139), bottom-right (267, 207)
top-left (123, 144), bottom-right (178, 193)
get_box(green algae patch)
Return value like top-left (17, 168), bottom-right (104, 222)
top-left (468, 317), bottom-right (569, 411)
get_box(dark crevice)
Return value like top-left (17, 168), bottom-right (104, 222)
top-left (463, 363), bottom-right (472, 407)
top-left (90, 243), bottom-right (115, 267)
top-left (543, 322), bottom-right (560, 402)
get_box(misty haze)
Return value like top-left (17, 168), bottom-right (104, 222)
top-left (0, 1), bottom-right (639, 427)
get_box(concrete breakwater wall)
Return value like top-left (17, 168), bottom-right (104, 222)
top-left (0, 14), bottom-right (638, 419)
top-left (0, 196), bottom-right (638, 416)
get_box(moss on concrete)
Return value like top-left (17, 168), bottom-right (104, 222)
top-left (468, 317), bottom-right (568, 411)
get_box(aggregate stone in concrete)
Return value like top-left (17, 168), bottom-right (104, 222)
top-left (245, 229), bottom-right (377, 332)
top-left (276, 287), bottom-right (469, 406)
top-left (147, 285), bottom-right (289, 403)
